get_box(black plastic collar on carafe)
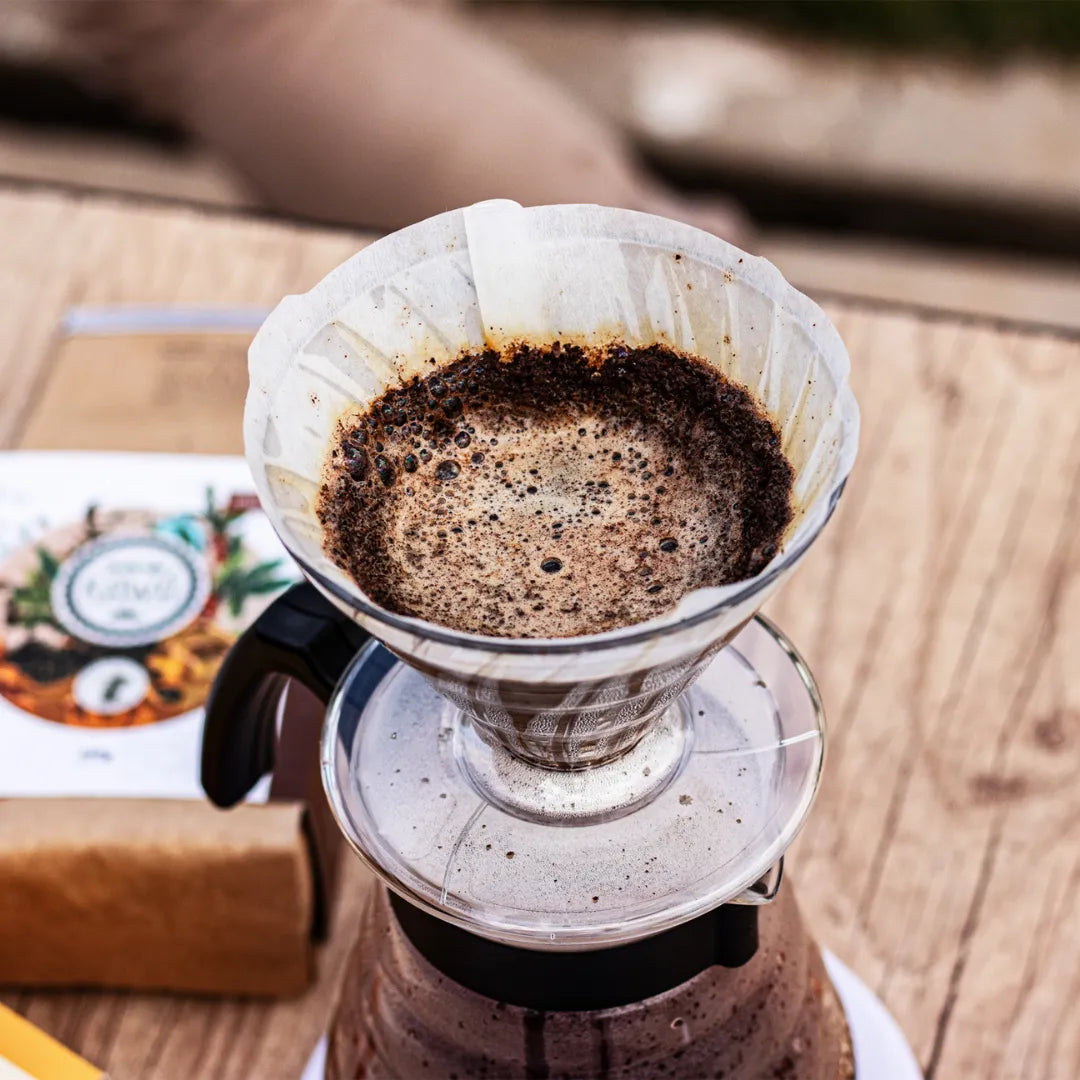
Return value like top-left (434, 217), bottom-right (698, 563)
top-left (201, 583), bottom-right (762, 1008)
top-left (389, 890), bottom-right (759, 1012)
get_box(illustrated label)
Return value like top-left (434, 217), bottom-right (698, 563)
top-left (51, 534), bottom-right (212, 648)
top-left (0, 452), bottom-right (291, 798)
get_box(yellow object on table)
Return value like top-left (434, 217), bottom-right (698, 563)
top-left (0, 1004), bottom-right (104, 1080)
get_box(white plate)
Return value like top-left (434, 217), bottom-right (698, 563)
top-left (824, 950), bottom-right (924, 1079)
top-left (300, 949), bottom-right (923, 1079)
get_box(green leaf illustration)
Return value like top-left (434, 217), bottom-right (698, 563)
top-left (214, 557), bottom-right (291, 616)
top-left (204, 486), bottom-right (243, 538)
top-left (8, 547), bottom-right (61, 629)
top-left (37, 547), bottom-right (60, 581)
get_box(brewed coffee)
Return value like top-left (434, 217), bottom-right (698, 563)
top-left (318, 342), bottom-right (792, 637)
top-left (329, 884), bottom-right (854, 1080)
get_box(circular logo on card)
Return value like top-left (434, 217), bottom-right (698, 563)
top-left (51, 535), bottom-right (211, 648)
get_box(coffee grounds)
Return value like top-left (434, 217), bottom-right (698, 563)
top-left (317, 342), bottom-right (793, 638)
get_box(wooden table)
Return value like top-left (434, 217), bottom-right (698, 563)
top-left (3, 186), bottom-right (1079, 1080)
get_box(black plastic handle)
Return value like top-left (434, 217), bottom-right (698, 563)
top-left (201, 582), bottom-right (369, 807)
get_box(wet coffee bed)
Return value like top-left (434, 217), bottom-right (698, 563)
top-left (317, 341), bottom-right (793, 637)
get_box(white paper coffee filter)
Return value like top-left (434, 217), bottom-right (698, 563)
top-left (246, 201), bottom-right (858, 657)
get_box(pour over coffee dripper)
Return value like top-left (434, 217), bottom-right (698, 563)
top-left (202, 202), bottom-right (860, 1077)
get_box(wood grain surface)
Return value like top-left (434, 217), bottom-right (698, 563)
top-left (2, 186), bottom-right (1078, 1080)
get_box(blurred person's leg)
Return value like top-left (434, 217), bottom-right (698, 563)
top-left (51, 0), bottom-right (747, 241)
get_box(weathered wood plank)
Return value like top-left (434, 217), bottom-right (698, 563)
top-left (773, 313), bottom-right (1080, 1079)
